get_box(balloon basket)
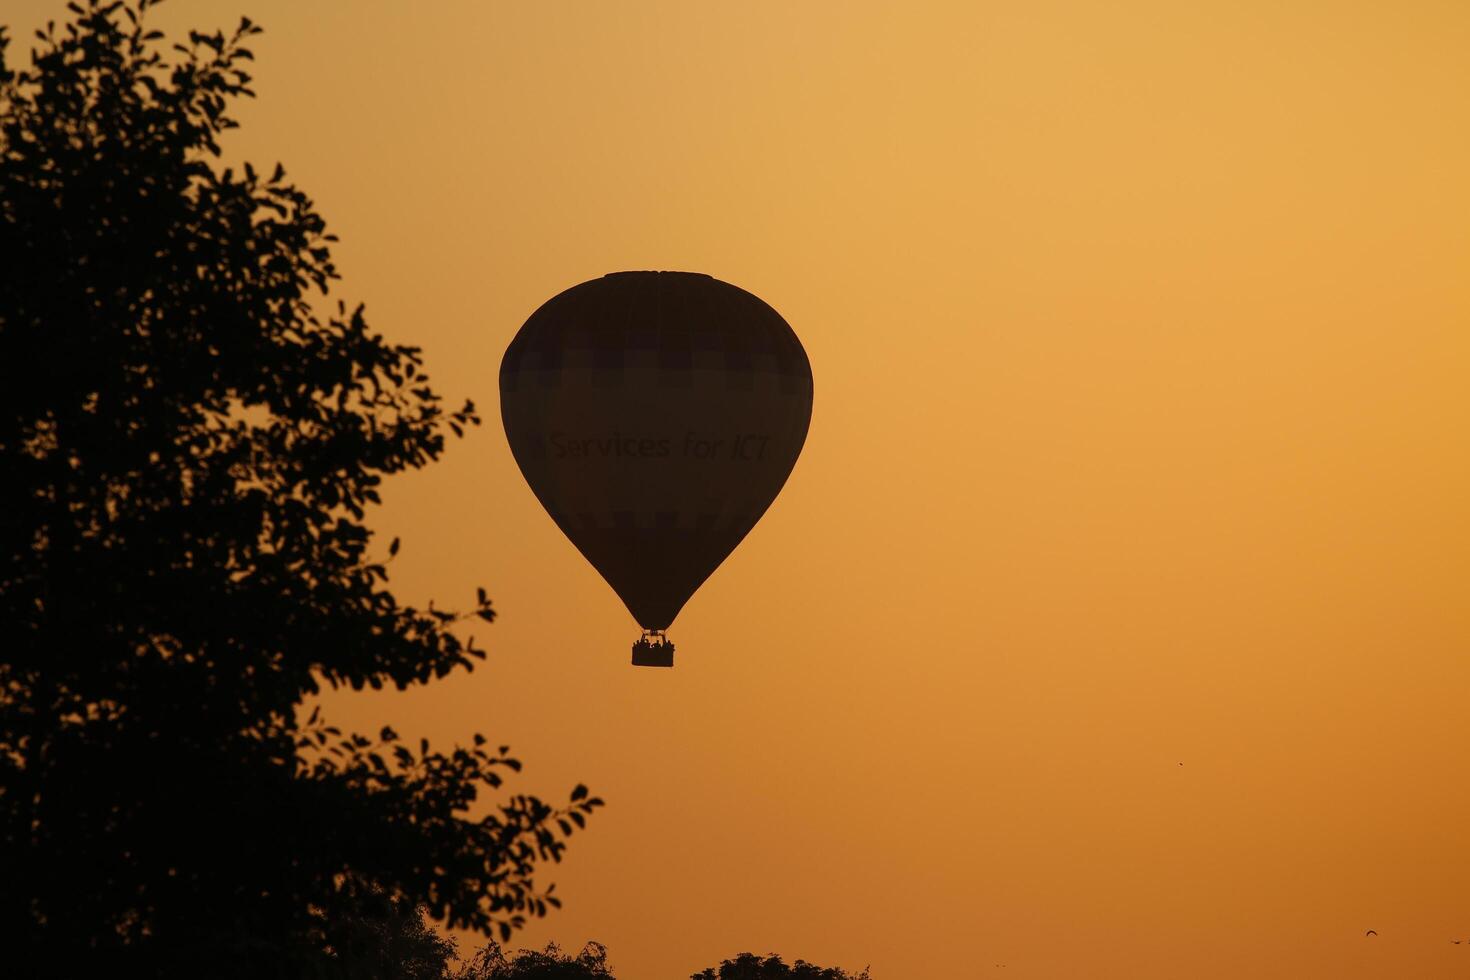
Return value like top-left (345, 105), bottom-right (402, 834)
top-left (631, 630), bottom-right (675, 668)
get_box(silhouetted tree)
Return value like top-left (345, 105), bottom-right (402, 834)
top-left (452, 941), bottom-right (615, 980)
top-left (691, 953), bottom-right (872, 980)
top-left (0, 2), bottom-right (600, 975)
top-left (322, 894), bottom-right (458, 980)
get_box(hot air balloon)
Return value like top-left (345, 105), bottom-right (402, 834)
top-left (500, 271), bottom-right (813, 667)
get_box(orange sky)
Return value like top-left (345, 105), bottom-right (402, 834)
top-left (15, 1), bottom-right (1470, 976)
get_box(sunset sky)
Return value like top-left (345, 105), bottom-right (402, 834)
top-left (14, 1), bottom-right (1470, 976)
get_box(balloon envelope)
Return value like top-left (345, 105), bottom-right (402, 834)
top-left (500, 271), bottom-right (813, 632)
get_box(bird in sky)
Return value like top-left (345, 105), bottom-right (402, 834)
top-left (1366, 930), bottom-right (1378, 937)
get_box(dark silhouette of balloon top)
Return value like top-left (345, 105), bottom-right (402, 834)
top-left (500, 272), bottom-right (813, 666)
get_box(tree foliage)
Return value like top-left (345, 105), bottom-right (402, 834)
top-left (321, 895), bottom-right (458, 980)
top-left (690, 953), bottom-right (871, 980)
top-left (447, 943), bottom-right (868, 980)
top-left (0, 1), bottom-right (600, 974)
top-left (451, 941), bottom-right (615, 980)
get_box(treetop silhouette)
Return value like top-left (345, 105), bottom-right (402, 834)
top-left (690, 952), bottom-right (872, 980)
top-left (0, 1), bottom-right (599, 974)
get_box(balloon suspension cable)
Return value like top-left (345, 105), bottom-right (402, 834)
top-left (631, 629), bottom-right (675, 668)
